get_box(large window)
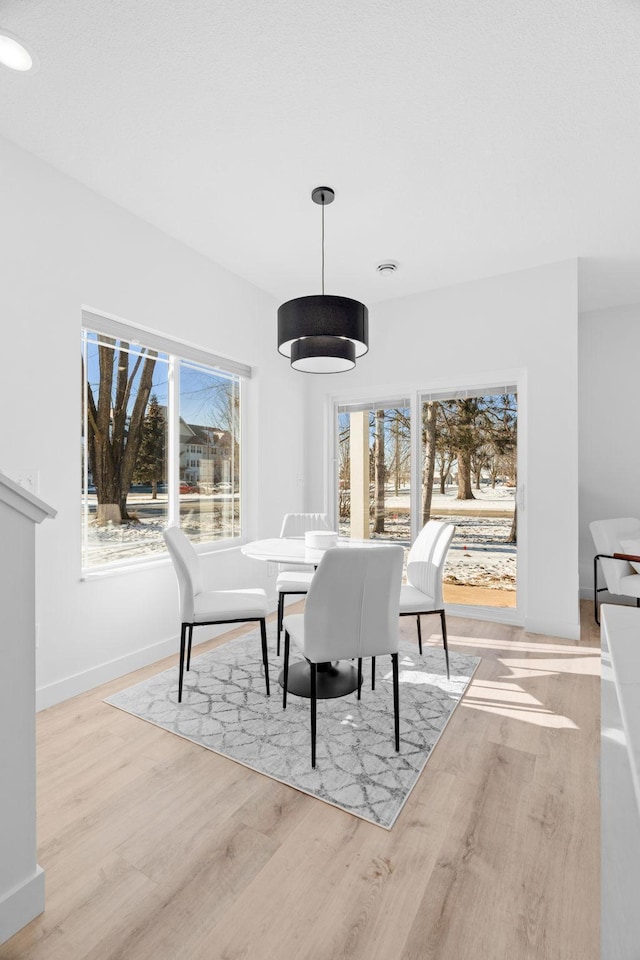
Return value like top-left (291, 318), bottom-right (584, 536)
top-left (81, 314), bottom-right (247, 570)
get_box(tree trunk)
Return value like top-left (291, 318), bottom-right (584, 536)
top-left (422, 402), bottom-right (437, 524)
top-left (96, 503), bottom-right (121, 525)
top-left (118, 354), bottom-right (156, 520)
top-left (508, 504), bottom-right (517, 543)
top-left (374, 410), bottom-right (386, 534)
top-left (393, 418), bottom-right (400, 495)
top-left (86, 341), bottom-right (157, 523)
top-left (151, 479), bottom-right (158, 499)
top-left (456, 449), bottom-right (475, 500)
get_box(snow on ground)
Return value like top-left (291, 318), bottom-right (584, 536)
top-left (83, 485), bottom-right (517, 591)
top-left (363, 485), bottom-right (517, 591)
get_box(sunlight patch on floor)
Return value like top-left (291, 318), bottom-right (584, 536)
top-left (602, 725), bottom-right (627, 746)
top-left (470, 678), bottom-right (546, 706)
top-left (444, 634), bottom-right (596, 656)
top-left (500, 655), bottom-right (600, 678)
top-left (462, 675), bottom-right (580, 728)
top-left (463, 701), bottom-right (579, 728)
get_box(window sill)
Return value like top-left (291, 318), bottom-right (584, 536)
top-left (80, 538), bottom-right (245, 581)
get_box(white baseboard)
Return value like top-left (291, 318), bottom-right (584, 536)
top-left (524, 617), bottom-right (580, 641)
top-left (36, 600), bottom-right (280, 712)
top-left (0, 866), bottom-right (44, 946)
top-left (36, 635), bottom-right (178, 711)
top-left (446, 603), bottom-right (522, 627)
top-left (446, 602), bottom-right (580, 640)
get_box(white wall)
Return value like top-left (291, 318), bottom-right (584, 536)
top-left (304, 260), bottom-right (580, 640)
top-left (0, 135), bottom-right (305, 709)
top-left (578, 302), bottom-right (640, 594)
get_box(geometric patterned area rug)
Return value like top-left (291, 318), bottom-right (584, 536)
top-left (105, 623), bottom-right (480, 829)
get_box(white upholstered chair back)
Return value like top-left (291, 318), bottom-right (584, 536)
top-left (163, 526), bottom-right (202, 622)
top-left (590, 517), bottom-right (640, 594)
top-left (279, 512), bottom-right (331, 575)
top-left (406, 520), bottom-right (455, 607)
top-left (302, 545), bottom-right (403, 663)
top-left (279, 512), bottom-right (330, 538)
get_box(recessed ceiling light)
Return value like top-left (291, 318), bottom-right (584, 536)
top-left (0, 30), bottom-right (37, 72)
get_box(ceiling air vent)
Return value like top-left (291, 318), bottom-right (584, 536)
top-left (376, 261), bottom-right (398, 276)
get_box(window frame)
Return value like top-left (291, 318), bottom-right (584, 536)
top-left (327, 373), bottom-right (526, 626)
top-left (81, 309), bottom-right (250, 577)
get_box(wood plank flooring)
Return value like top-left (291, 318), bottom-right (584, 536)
top-left (0, 603), bottom-right (600, 960)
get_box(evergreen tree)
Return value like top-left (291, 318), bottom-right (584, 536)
top-left (133, 394), bottom-right (166, 499)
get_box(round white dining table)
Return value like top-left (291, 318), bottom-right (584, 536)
top-left (240, 536), bottom-right (326, 567)
top-left (240, 536), bottom-right (383, 699)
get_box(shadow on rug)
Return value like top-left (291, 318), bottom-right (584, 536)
top-left (105, 624), bottom-right (479, 829)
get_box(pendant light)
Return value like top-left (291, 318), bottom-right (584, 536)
top-left (278, 186), bottom-right (369, 373)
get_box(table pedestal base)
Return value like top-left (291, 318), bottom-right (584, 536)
top-left (278, 660), bottom-right (358, 699)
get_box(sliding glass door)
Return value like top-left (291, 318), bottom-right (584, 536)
top-left (420, 389), bottom-right (518, 608)
top-left (334, 387), bottom-right (518, 610)
top-left (337, 399), bottom-right (411, 545)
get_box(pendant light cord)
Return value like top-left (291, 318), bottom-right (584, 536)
top-left (321, 196), bottom-right (325, 296)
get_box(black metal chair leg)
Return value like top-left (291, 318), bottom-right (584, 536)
top-left (440, 610), bottom-right (450, 679)
top-left (594, 555), bottom-right (600, 625)
top-left (392, 653), bottom-right (400, 752)
top-left (416, 615), bottom-right (423, 655)
top-left (277, 592), bottom-right (284, 655)
top-left (260, 618), bottom-right (270, 696)
top-left (371, 656), bottom-right (376, 690)
top-left (178, 622), bottom-right (187, 702)
top-left (282, 630), bottom-right (290, 709)
top-left (310, 663), bottom-right (317, 768)
top-left (186, 624), bottom-right (194, 670)
top-left (357, 658), bottom-right (363, 699)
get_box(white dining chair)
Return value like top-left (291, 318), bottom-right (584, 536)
top-left (590, 517), bottom-right (640, 624)
top-left (282, 544), bottom-right (404, 768)
top-left (399, 520), bottom-right (455, 678)
top-left (163, 526), bottom-right (270, 702)
top-left (276, 512), bottom-right (330, 655)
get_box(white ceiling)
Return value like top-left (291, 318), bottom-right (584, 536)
top-left (1, 0), bottom-right (640, 312)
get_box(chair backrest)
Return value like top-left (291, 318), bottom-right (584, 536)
top-left (406, 520), bottom-right (455, 607)
top-left (590, 517), bottom-right (640, 594)
top-left (163, 526), bottom-right (202, 621)
top-left (303, 545), bottom-right (404, 662)
top-left (280, 512), bottom-right (330, 538)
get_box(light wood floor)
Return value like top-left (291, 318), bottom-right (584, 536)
top-left (1, 604), bottom-right (600, 960)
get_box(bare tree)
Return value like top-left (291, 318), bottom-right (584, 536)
top-left (338, 415), bottom-right (351, 522)
top-left (421, 401), bottom-right (438, 523)
top-left (85, 338), bottom-right (157, 524)
top-left (373, 409), bottom-right (386, 534)
top-left (436, 434), bottom-right (454, 495)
